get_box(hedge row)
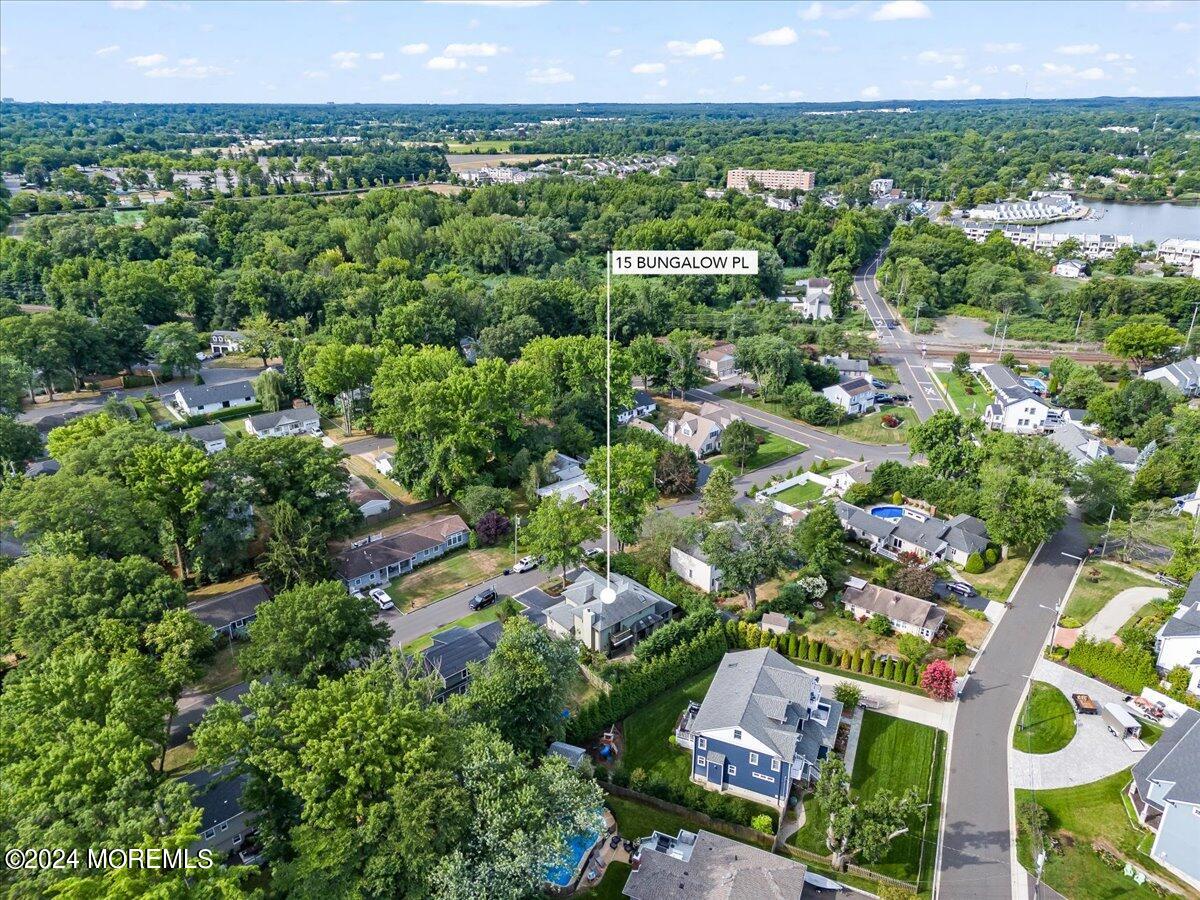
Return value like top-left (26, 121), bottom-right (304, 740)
top-left (635, 608), bottom-right (721, 662)
top-left (566, 622), bottom-right (727, 744)
top-left (1067, 635), bottom-right (1158, 694)
top-left (724, 619), bottom-right (922, 687)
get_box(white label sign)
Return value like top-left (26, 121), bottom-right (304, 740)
top-left (611, 250), bottom-right (758, 275)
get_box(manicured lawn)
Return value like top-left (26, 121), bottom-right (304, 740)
top-left (386, 546), bottom-right (511, 611)
top-left (772, 480), bottom-right (825, 507)
top-left (1015, 769), bottom-right (1189, 899)
top-left (1013, 681), bottom-right (1077, 754)
top-left (790, 711), bottom-right (945, 886)
top-left (343, 454), bottom-right (420, 503)
top-left (811, 457), bottom-right (851, 473)
top-left (869, 363), bottom-right (899, 384)
top-left (711, 427), bottom-right (806, 474)
top-left (606, 795), bottom-right (698, 843)
top-left (578, 860), bottom-right (630, 899)
top-left (959, 555), bottom-right (1028, 602)
top-left (1063, 561), bottom-right (1158, 625)
top-left (623, 668), bottom-right (717, 779)
top-left (160, 742), bottom-right (199, 775)
top-left (403, 606), bottom-right (505, 655)
top-left (828, 405), bottom-right (910, 445)
top-left (936, 371), bottom-right (993, 417)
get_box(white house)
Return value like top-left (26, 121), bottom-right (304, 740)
top-left (542, 570), bottom-right (677, 655)
top-left (209, 330), bottom-right (245, 357)
top-left (795, 277), bottom-right (834, 320)
top-left (334, 515), bottom-right (470, 591)
top-left (870, 178), bottom-right (894, 195)
top-left (1155, 575), bottom-right (1200, 698)
top-left (1143, 358), bottom-right (1200, 397)
top-left (822, 378), bottom-right (876, 415)
top-left (696, 341), bottom-right (739, 379)
top-left (1052, 258), bottom-right (1088, 278)
top-left (841, 577), bottom-right (946, 639)
top-left (374, 452), bottom-right (394, 476)
top-left (536, 451), bottom-right (597, 506)
top-left (980, 364), bottom-right (1062, 434)
top-left (616, 389), bottom-right (658, 425)
top-left (664, 402), bottom-right (739, 458)
top-left (819, 355), bottom-right (869, 380)
top-left (243, 405), bottom-right (322, 439)
top-left (670, 540), bottom-right (722, 594)
top-left (835, 501), bottom-right (991, 568)
top-left (171, 380), bottom-right (257, 419)
top-left (175, 423), bottom-right (227, 454)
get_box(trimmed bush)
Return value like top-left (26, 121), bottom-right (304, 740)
top-left (797, 635), bottom-right (810, 659)
top-left (820, 644), bottom-right (834, 665)
top-left (907, 664), bottom-right (920, 685)
top-left (862, 649), bottom-right (875, 673)
top-left (885, 659), bottom-right (897, 680)
top-left (963, 552), bottom-right (985, 574)
top-left (808, 640), bottom-right (822, 663)
top-left (1067, 635), bottom-right (1158, 694)
top-left (984, 546), bottom-right (1000, 566)
top-left (895, 661), bottom-right (909, 683)
top-left (873, 659), bottom-right (885, 677)
top-left (840, 649), bottom-right (852, 669)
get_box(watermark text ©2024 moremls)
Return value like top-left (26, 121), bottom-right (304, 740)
top-left (5, 847), bottom-right (216, 872)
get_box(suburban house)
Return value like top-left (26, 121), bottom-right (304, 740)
top-left (761, 612), bottom-right (790, 636)
top-left (542, 569), bottom-right (677, 655)
top-left (676, 648), bottom-right (841, 808)
top-left (616, 389), bottom-right (658, 425)
top-left (180, 766), bottom-right (256, 855)
top-left (820, 355), bottom-right (869, 380)
top-left (1143, 358), bottom-right (1200, 398)
top-left (696, 341), bottom-right (739, 380)
top-left (243, 405), bottom-right (321, 439)
top-left (334, 514), bottom-right (470, 592)
top-left (535, 451), bottom-right (597, 506)
top-left (1127, 708), bottom-right (1200, 892)
top-left (457, 336), bottom-right (480, 364)
top-left (795, 277), bottom-right (833, 320)
top-left (623, 827), bottom-right (808, 900)
top-left (1048, 422), bottom-right (1147, 472)
top-left (980, 364), bottom-right (1062, 434)
top-left (669, 518), bottom-right (794, 594)
top-left (175, 423), bottom-right (228, 454)
top-left (1155, 575), bottom-right (1200, 698)
top-left (188, 582), bottom-right (269, 638)
top-left (870, 177), bottom-right (894, 195)
top-left (170, 380), bottom-right (257, 419)
top-left (422, 620), bottom-right (503, 701)
top-left (664, 402), bottom-right (739, 458)
top-left (1052, 258), bottom-right (1089, 278)
top-left (374, 452), bottom-right (394, 476)
top-left (835, 500), bottom-right (991, 567)
top-left (24, 458), bottom-right (60, 478)
top-left (822, 378), bottom-right (877, 415)
top-left (842, 576), bottom-right (946, 639)
top-left (209, 330), bottom-right (245, 357)
top-left (347, 475), bottom-right (392, 518)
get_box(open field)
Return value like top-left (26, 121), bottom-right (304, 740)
top-left (772, 480), bottom-right (825, 507)
top-left (936, 371), bottom-right (993, 417)
top-left (386, 546), bottom-right (510, 612)
top-left (1013, 681), bottom-right (1077, 754)
top-left (446, 152), bottom-right (564, 172)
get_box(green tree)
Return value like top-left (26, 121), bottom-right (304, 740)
top-left (257, 500), bottom-right (333, 590)
top-left (1056, 365), bottom-right (1106, 408)
top-left (721, 419), bottom-right (759, 474)
top-left (304, 341), bottom-right (381, 436)
top-left (1070, 456), bottom-right (1133, 523)
top-left (523, 493), bottom-right (602, 586)
top-left (252, 366), bottom-right (288, 413)
top-left (629, 333), bottom-right (667, 389)
top-left (794, 501), bottom-right (847, 581)
top-left (951, 351), bottom-right (971, 377)
top-left (655, 442), bottom-right (699, 497)
top-left (897, 633), bottom-right (931, 665)
top-left (239, 311), bottom-right (286, 368)
top-left (909, 411), bottom-right (982, 480)
top-left (662, 329), bottom-right (706, 397)
top-left (700, 465), bottom-right (737, 523)
top-left (813, 756), bottom-right (921, 869)
top-left (979, 464), bottom-right (1066, 551)
top-left (1104, 322), bottom-right (1185, 374)
top-left (144, 321), bottom-right (203, 380)
top-left (123, 440), bottom-right (211, 578)
top-left (584, 443), bottom-right (657, 550)
top-left (0, 414), bottom-right (40, 471)
top-left (239, 581), bottom-right (389, 685)
top-left (701, 504), bottom-right (789, 610)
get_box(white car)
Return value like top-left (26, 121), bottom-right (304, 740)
top-left (369, 587), bottom-right (394, 611)
top-left (512, 555), bottom-right (541, 573)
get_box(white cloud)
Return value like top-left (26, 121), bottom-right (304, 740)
top-left (178, 56), bottom-right (198, 65)
top-left (809, 27), bottom-right (831, 38)
top-left (757, 83), bottom-right (773, 92)
top-left (981, 64), bottom-right (998, 75)
top-left (401, 43), bottom-right (430, 55)
top-left (474, 65), bottom-right (488, 73)
top-left (127, 52), bottom-right (167, 67)
top-left (1041, 62), bottom-right (1075, 76)
top-left (658, 78), bottom-right (669, 87)
top-left (630, 61), bottom-right (666, 74)
top-left (109, 0), bottom-right (147, 9)
top-left (366, 51), bottom-right (385, 60)
top-left (1006, 63), bottom-right (1024, 74)
top-left (861, 84), bottom-right (881, 98)
top-left (1056, 43), bottom-right (1099, 55)
top-left (749, 26), bottom-right (798, 46)
top-left (95, 44), bottom-right (121, 56)
top-left (786, 89), bottom-right (804, 98)
top-left (1103, 52), bottom-right (1133, 61)
top-left (527, 66), bottom-right (574, 83)
top-left (443, 42), bottom-right (501, 57)
top-left (983, 41), bottom-right (1022, 53)
top-left (917, 49), bottom-right (964, 68)
top-left (667, 38), bottom-right (725, 58)
top-left (1078, 66), bottom-right (1106, 80)
top-left (304, 70), bottom-right (329, 79)
top-left (145, 62), bottom-right (231, 79)
top-left (330, 51), bottom-right (360, 69)
top-left (732, 74), bottom-right (747, 83)
top-left (607, 48), bottom-right (623, 58)
top-left (871, 1), bottom-right (931, 21)
top-left (799, 2), bottom-right (824, 20)
top-left (1173, 20), bottom-right (1194, 30)
top-left (427, 56), bottom-right (463, 70)
top-left (930, 73), bottom-right (980, 93)
top-left (381, 72), bottom-right (403, 81)
top-left (801, 1), bottom-right (866, 20)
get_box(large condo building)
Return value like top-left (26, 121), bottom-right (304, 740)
top-left (726, 167), bottom-right (815, 192)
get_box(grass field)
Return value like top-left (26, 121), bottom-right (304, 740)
top-left (403, 606), bottom-right (504, 655)
top-left (711, 427), bottom-right (806, 473)
top-left (959, 555), bottom-right (1028, 602)
top-left (1063, 561), bottom-right (1158, 625)
top-left (578, 861), bottom-right (630, 899)
top-left (936, 372), bottom-right (993, 417)
top-left (772, 480), bottom-right (825, 507)
top-left (869, 363), bottom-right (899, 384)
top-left (1015, 769), bottom-right (1187, 899)
top-left (386, 546), bottom-right (510, 611)
top-left (605, 795), bottom-right (698, 843)
top-left (1013, 681), bottom-right (1077, 754)
top-left (623, 667), bottom-right (717, 779)
top-left (789, 711), bottom-right (945, 886)
top-left (829, 405), bottom-right (911, 445)
top-left (445, 140), bottom-right (514, 152)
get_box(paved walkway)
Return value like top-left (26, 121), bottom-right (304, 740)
top-left (800, 664), bottom-right (956, 732)
top-left (1082, 585), bottom-right (1166, 641)
top-left (1010, 657), bottom-right (1147, 791)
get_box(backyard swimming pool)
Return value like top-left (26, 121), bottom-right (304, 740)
top-left (544, 830), bottom-right (601, 888)
top-left (1021, 376), bottom-right (1048, 393)
top-left (870, 505), bottom-right (905, 520)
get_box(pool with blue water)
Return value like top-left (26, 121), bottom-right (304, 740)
top-left (870, 505), bottom-right (905, 520)
top-left (544, 830), bottom-right (601, 887)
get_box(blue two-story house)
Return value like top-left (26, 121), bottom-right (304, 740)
top-left (676, 648), bottom-right (841, 809)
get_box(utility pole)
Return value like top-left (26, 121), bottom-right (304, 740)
top-left (1186, 302), bottom-right (1200, 352)
top-left (1101, 504), bottom-right (1116, 558)
top-left (1073, 308), bottom-right (1085, 349)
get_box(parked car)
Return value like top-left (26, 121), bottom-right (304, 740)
top-left (887, 319), bottom-right (898, 329)
top-left (891, 393), bottom-right (910, 403)
top-left (468, 587), bottom-right (498, 610)
top-left (874, 393), bottom-right (895, 404)
top-left (369, 587), bottom-right (394, 611)
top-left (871, 377), bottom-right (889, 390)
top-left (512, 555), bottom-right (541, 573)
top-left (946, 581), bottom-right (978, 599)
top-left (584, 547), bottom-right (603, 558)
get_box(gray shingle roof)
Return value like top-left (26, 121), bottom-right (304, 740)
top-left (1158, 601), bottom-right (1200, 639)
top-left (1132, 708), bottom-right (1200, 808)
top-left (178, 423), bottom-right (227, 444)
top-left (423, 620), bottom-right (501, 681)
top-left (842, 579), bottom-right (946, 632)
top-left (244, 406), bottom-right (320, 432)
top-left (188, 583), bottom-right (269, 629)
top-left (623, 829), bottom-right (807, 900)
top-left (690, 649), bottom-right (818, 760)
top-left (173, 379), bottom-right (256, 409)
top-left (547, 569), bottom-right (676, 633)
top-left (179, 765), bottom-right (246, 831)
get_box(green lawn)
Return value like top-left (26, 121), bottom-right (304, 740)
top-left (958, 555), bottom-right (1028, 602)
top-left (404, 606), bottom-right (504, 654)
top-left (790, 712), bottom-right (945, 886)
top-left (711, 427), bottom-right (806, 474)
top-left (623, 667), bottom-right (717, 778)
top-left (772, 480), bottom-right (825, 507)
top-left (577, 861), bottom-right (630, 899)
top-left (1063, 561), bottom-right (1158, 625)
top-left (936, 372), bottom-right (993, 417)
top-left (1013, 681), bottom-right (1077, 754)
top-left (386, 546), bottom-right (511, 611)
top-left (828, 405), bottom-right (911, 445)
top-left (869, 364), bottom-right (899, 384)
top-left (606, 795), bottom-right (699, 843)
top-left (1015, 769), bottom-right (1189, 899)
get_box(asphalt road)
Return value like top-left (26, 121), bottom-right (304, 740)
top-left (938, 514), bottom-right (1087, 900)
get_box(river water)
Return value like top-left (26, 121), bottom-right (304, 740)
top-left (1038, 200), bottom-right (1200, 243)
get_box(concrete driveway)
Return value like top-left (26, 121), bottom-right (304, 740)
top-left (798, 664), bottom-right (955, 732)
top-left (1082, 584), bottom-right (1166, 642)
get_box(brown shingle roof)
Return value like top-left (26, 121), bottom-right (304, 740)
top-left (334, 514), bottom-right (468, 580)
top-left (842, 579), bottom-right (946, 632)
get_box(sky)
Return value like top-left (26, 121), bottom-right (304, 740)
top-left (0, 0), bottom-right (1197, 105)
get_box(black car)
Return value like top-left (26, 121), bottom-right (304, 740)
top-left (874, 392), bottom-right (895, 404)
top-left (946, 581), bottom-right (978, 598)
top-left (891, 393), bottom-right (910, 403)
top-left (468, 587), bottom-right (498, 610)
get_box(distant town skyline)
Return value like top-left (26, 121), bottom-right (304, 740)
top-left (1, 0), bottom-right (1197, 104)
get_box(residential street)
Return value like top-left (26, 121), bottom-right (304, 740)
top-left (938, 514), bottom-right (1087, 900)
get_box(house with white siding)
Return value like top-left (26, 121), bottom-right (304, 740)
top-left (980, 364), bottom-right (1061, 434)
top-left (243, 405), bottom-right (321, 439)
top-left (171, 380), bottom-right (257, 419)
top-left (334, 515), bottom-right (470, 592)
top-left (841, 576), bottom-right (946, 639)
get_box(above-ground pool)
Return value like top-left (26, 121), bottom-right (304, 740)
top-left (1022, 376), bottom-right (1048, 393)
top-left (869, 505), bottom-right (905, 520)
top-left (544, 830), bottom-right (601, 888)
